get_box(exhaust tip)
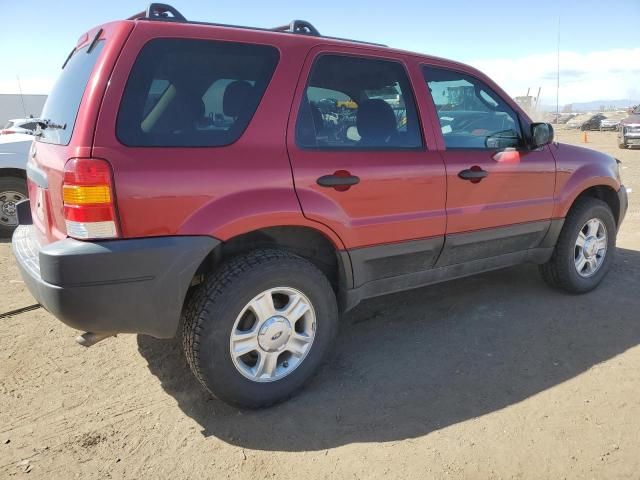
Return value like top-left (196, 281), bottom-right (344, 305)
top-left (75, 332), bottom-right (116, 347)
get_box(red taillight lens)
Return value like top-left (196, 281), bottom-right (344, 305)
top-left (63, 158), bottom-right (119, 239)
top-left (1, 130), bottom-right (15, 135)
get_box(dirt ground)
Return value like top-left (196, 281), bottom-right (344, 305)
top-left (1, 129), bottom-right (639, 479)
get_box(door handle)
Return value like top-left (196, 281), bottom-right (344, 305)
top-left (317, 170), bottom-right (360, 191)
top-left (458, 166), bottom-right (488, 183)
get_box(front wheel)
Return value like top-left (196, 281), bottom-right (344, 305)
top-left (182, 249), bottom-right (338, 408)
top-left (539, 198), bottom-right (616, 293)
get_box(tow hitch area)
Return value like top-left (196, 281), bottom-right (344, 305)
top-left (75, 332), bottom-right (117, 347)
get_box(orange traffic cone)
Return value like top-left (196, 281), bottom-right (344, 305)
top-left (582, 131), bottom-right (588, 143)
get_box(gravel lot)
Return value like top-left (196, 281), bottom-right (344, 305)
top-left (1, 129), bottom-right (638, 479)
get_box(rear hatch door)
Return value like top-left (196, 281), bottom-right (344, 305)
top-left (28, 22), bottom-right (133, 244)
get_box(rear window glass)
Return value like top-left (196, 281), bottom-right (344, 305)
top-left (38, 42), bottom-right (104, 145)
top-left (116, 39), bottom-right (279, 147)
top-left (296, 55), bottom-right (422, 149)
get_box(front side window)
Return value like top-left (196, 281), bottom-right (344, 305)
top-left (423, 67), bottom-right (522, 150)
top-left (117, 39), bottom-right (279, 147)
top-left (296, 54), bottom-right (422, 149)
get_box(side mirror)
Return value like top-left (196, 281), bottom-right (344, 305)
top-left (530, 122), bottom-right (554, 148)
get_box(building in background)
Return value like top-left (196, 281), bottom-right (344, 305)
top-left (0, 94), bottom-right (47, 125)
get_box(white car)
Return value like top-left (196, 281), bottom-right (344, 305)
top-left (0, 133), bottom-right (31, 236)
top-left (1, 118), bottom-right (40, 136)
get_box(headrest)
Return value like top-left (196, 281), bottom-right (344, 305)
top-left (223, 81), bottom-right (254, 118)
top-left (356, 99), bottom-right (397, 145)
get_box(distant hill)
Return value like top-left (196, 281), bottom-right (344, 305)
top-left (540, 99), bottom-right (639, 113)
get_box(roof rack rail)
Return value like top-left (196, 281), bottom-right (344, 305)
top-left (272, 20), bottom-right (320, 36)
top-left (128, 3), bottom-right (187, 22)
top-left (127, 4), bottom-right (386, 47)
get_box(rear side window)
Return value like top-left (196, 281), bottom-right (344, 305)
top-left (19, 122), bottom-right (37, 131)
top-left (38, 41), bottom-right (104, 145)
top-left (296, 54), bottom-right (422, 149)
top-left (117, 39), bottom-right (279, 147)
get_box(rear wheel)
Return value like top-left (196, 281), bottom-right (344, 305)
top-left (539, 198), bottom-right (616, 293)
top-left (0, 176), bottom-right (27, 238)
top-left (182, 249), bottom-right (338, 408)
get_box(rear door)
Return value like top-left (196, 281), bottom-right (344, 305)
top-left (421, 65), bottom-right (556, 265)
top-left (286, 47), bottom-right (447, 284)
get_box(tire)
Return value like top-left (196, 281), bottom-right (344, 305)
top-left (0, 176), bottom-right (28, 238)
top-left (539, 197), bottom-right (616, 293)
top-left (618, 141), bottom-right (627, 149)
top-left (182, 249), bottom-right (339, 408)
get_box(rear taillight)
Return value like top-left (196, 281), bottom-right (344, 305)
top-left (63, 158), bottom-right (119, 239)
top-left (1, 130), bottom-right (15, 135)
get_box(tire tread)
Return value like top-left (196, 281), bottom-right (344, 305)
top-left (182, 248), bottom-right (333, 407)
top-left (539, 197), bottom-right (614, 293)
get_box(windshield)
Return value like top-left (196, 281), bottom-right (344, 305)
top-left (3, 121), bottom-right (14, 129)
top-left (38, 41), bottom-right (104, 145)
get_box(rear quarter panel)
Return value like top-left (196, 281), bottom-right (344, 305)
top-left (91, 23), bottom-right (346, 247)
top-left (0, 136), bottom-right (31, 170)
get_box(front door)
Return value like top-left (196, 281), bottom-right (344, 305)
top-left (421, 65), bottom-right (556, 265)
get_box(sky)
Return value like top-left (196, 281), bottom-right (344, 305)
top-left (1, 0), bottom-right (638, 106)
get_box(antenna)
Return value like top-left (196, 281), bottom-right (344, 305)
top-left (16, 75), bottom-right (27, 118)
top-left (556, 17), bottom-right (560, 124)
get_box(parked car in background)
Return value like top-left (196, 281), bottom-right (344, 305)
top-left (1, 118), bottom-right (40, 136)
top-left (548, 113), bottom-right (575, 125)
top-left (599, 118), bottom-right (620, 131)
top-left (11, 3), bottom-right (628, 408)
top-left (566, 116), bottom-right (587, 129)
top-left (580, 114), bottom-right (607, 131)
top-left (0, 133), bottom-right (30, 236)
top-left (618, 105), bottom-right (640, 149)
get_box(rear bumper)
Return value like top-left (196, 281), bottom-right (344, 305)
top-left (12, 225), bottom-right (219, 338)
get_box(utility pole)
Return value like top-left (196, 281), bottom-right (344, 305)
top-left (556, 17), bottom-right (560, 123)
top-left (16, 75), bottom-right (27, 118)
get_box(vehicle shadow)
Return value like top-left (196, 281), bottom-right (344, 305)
top-left (137, 247), bottom-right (640, 451)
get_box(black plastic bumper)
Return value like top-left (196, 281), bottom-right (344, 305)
top-left (11, 225), bottom-right (219, 338)
top-left (618, 184), bottom-right (628, 229)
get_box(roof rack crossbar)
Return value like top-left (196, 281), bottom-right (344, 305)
top-left (128, 3), bottom-right (187, 22)
top-left (272, 20), bottom-right (320, 36)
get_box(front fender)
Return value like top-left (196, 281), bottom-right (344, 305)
top-left (177, 187), bottom-right (346, 249)
top-left (553, 159), bottom-right (620, 218)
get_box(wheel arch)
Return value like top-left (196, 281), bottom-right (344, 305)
top-left (0, 168), bottom-right (27, 180)
top-left (188, 225), bottom-right (353, 303)
top-left (564, 184), bottom-right (622, 227)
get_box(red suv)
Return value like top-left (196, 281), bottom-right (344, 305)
top-left (12, 4), bottom-right (628, 407)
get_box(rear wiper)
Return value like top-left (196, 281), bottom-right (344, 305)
top-left (34, 119), bottom-right (67, 137)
